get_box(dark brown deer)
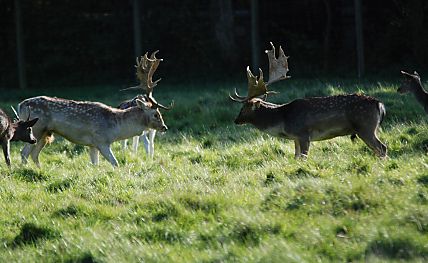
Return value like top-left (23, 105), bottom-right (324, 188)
top-left (398, 71), bottom-right (428, 114)
top-left (230, 42), bottom-right (387, 158)
top-left (18, 52), bottom-right (172, 167)
top-left (118, 51), bottom-right (173, 157)
top-left (0, 107), bottom-right (38, 166)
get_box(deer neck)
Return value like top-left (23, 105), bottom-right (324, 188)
top-left (9, 123), bottom-right (18, 141)
top-left (413, 83), bottom-right (428, 110)
top-left (113, 108), bottom-right (149, 140)
top-left (250, 102), bottom-right (284, 130)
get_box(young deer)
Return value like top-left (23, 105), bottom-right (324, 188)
top-left (19, 54), bottom-right (172, 167)
top-left (118, 51), bottom-right (172, 157)
top-left (230, 42), bottom-right (387, 158)
top-left (398, 71), bottom-right (428, 114)
top-left (0, 107), bottom-right (38, 166)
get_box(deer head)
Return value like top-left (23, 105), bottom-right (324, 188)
top-left (123, 51), bottom-right (173, 110)
top-left (398, 70), bottom-right (422, 94)
top-left (230, 42), bottom-right (290, 124)
top-left (10, 106), bottom-right (39, 144)
top-left (134, 99), bottom-right (168, 132)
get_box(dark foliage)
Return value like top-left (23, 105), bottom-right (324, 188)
top-left (1, 0), bottom-right (428, 88)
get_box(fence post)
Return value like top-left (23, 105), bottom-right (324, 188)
top-left (354, 0), bottom-right (364, 78)
top-left (133, 0), bottom-right (142, 58)
top-left (251, 0), bottom-right (260, 71)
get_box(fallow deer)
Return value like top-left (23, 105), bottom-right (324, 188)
top-left (118, 51), bottom-right (172, 158)
top-left (398, 71), bottom-right (428, 114)
top-left (0, 107), bottom-right (38, 166)
top-left (18, 53), bottom-right (172, 167)
top-left (230, 42), bottom-right (387, 158)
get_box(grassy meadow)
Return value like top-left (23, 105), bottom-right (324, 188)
top-left (0, 79), bottom-right (427, 262)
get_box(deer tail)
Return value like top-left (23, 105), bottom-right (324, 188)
top-left (378, 102), bottom-right (386, 125)
top-left (45, 132), bottom-right (55, 144)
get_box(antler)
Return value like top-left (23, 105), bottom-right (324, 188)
top-left (136, 50), bottom-right (162, 96)
top-left (265, 42), bottom-right (290, 85)
top-left (10, 106), bottom-right (19, 121)
top-left (122, 50), bottom-right (173, 110)
top-left (230, 42), bottom-right (289, 103)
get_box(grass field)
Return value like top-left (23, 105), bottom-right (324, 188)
top-left (0, 79), bottom-right (427, 262)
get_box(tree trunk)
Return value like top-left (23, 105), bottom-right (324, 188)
top-left (322, 0), bottom-right (332, 72)
top-left (132, 0), bottom-right (142, 58)
top-left (250, 0), bottom-right (260, 71)
top-left (210, 0), bottom-right (237, 66)
top-left (354, 0), bottom-right (365, 78)
top-left (15, 0), bottom-right (26, 90)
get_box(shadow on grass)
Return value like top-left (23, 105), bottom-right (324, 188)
top-left (46, 178), bottom-right (73, 193)
top-left (52, 204), bottom-right (88, 218)
top-left (366, 236), bottom-right (428, 260)
top-left (63, 252), bottom-right (102, 263)
top-left (11, 223), bottom-right (60, 247)
top-left (13, 168), bottom-right (49, 182)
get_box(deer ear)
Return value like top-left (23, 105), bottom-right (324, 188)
top-left (135, 99), bottom-right (151, 110)
top-left (26, 118), bottom-right (39, 127)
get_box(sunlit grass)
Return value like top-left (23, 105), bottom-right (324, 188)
top-left (0, 79), bottom-right (427, 262)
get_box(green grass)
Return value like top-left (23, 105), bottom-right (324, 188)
top-left (0, 79), bottom-right (427, 262)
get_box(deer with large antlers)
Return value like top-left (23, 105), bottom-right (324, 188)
top-left (118, 50), bottom-right (173, 157)
top-left (18, 52), bottom-right (171, 167)
top-left (230, 42), bottom-right (387, 158)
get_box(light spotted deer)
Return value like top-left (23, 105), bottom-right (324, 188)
top-left (398, 71), bottom-right (428, 114)
top-left (18, 55), bottom-right (172, 167)
top-left (230, 42), bottom-right (387, 158)
top-left (118, 50), bottom-right (172, 158)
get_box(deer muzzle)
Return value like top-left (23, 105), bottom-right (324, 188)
top-left (234, 116), bottom-right (245, 125)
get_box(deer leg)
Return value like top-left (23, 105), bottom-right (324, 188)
top-left (97, 145), bottom-right (118, 167)
top-left (141, 131), bottom-right (150, 156)
top-left (298, 138), bottom-right (310, 159)
top-left (148, 130), bottom-right (156, 158)
top-left (2, 141), bottom-right (11, 167)
top-left (293, 140), bottom-right (301, 159)
top-left (30, 134), bottom-right (48, 167)
top-left (121, 139), bottom-right (128, 150)
top-left (132, 135), bottom-right (140, 153)
top-left (21, 144), bottom-right (34, 164)
top-left (89, 146), bottom-right (99, 165)
top-left (357, 131), bottom-right (387, 157)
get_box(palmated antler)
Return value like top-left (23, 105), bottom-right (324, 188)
top-left (122, 50), bottom-right (173, 110)
top-left (229, 42), bottom-right (290, 103)
top-left (136, 51), bottom-right (162, 95)
top-left (266, 42), bottom-right (290, 85)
